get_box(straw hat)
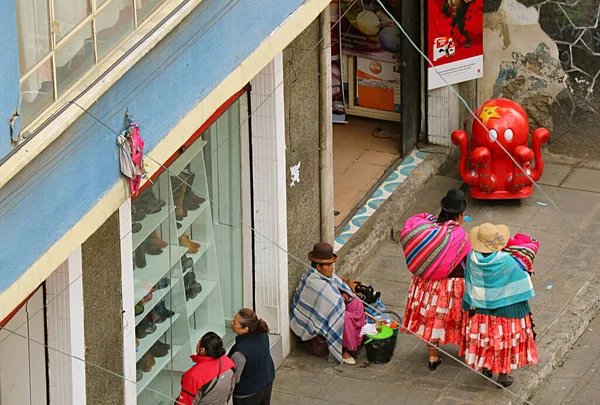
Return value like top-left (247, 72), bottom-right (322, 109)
top-left (308, 242), bottom-right (338, 264)
top-left (469, 223), bottom-right (510, 253)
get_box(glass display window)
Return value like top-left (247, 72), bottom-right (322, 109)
top-left (131, 97), bottom-right (247, 403)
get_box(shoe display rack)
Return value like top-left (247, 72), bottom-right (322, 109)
top-left (132, 137), bottom-right (228, 401)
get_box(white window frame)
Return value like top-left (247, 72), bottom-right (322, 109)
top-left (18, 0), bottom-right (175, 130)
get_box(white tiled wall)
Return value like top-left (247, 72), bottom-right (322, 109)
top-left (427, 86), bottom-right (460, 146)
top-left (249, 53), bottom-right (290, 357)
top-left (46, 247), bottom-right (86, 405)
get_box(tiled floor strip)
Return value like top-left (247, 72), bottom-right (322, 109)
top-left (334, 149), bottom-right (428, 251)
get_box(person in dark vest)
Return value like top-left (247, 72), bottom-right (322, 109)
top-left (229, 308), bottom-right (276, 405)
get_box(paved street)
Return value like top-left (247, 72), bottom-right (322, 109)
top-left (272, 156), bottom-right (600, 404)
top-left (531, 313), bottom-right (600, 404)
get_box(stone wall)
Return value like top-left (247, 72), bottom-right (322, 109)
top-left (482, 0), bottom-right (600, 158)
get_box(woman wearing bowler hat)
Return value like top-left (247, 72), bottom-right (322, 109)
top-left (289, 242), bottom-right (365, 365)
top-left (397, 189), bottom-right (471, 370)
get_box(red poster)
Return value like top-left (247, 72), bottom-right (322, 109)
top-left (427, 0), bottom-right (483, 89)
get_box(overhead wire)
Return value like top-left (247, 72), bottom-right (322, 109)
top-left (1, 0), bottom-right (591, 403)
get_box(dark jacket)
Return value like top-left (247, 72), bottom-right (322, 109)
top-left (177, 355), bottom-right (236, 405)
top-left (229, 333), bottom-right (275, 396)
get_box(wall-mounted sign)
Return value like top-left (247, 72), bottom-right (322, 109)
top-left (427, 0), bottom-right (483, 89)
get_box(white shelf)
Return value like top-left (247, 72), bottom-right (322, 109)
top-left (135, 278), bottom-right (180, 326)
top-left (186, 280), bottom-right (218, 317)
top-left (136, 313), bottom-right (181, 362)
top-left (133, 206), bottom-right (173, 251)
top-left (190, 323), bottom-right (227, 345)
top-left (134, 246), bottom-right (189, 303)
top-left (177, 202), bottom-right (209, 237)
top-left (136, 344), bottom-right (183, 395)
top-left (169, 139), bottom-right (207, 175)
top-left (186, 241), bottom-right (211, 266)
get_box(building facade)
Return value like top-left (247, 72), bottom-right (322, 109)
top-left (0, 0), bottom-right (333, 403)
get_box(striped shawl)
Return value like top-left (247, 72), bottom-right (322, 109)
top-left (289, 268), bottom-right (354, 363)
top-left (503, 233), bottom-right (540, 273)
top-left (399, 213), bottom-right (471, 280)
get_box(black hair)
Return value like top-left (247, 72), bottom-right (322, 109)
top-left (237, 308), bottom-right (270, 334)
top-left (437, 208), bottom-right (464, 224)
top-left (200, 332), bottom-right (226, 358)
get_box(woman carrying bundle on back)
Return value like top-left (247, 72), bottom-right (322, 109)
top-left (396, 189), bottom-right (471, 370)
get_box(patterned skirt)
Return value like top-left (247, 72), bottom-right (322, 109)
top-left (402, 275), bottom-right (465, 346)
top-left (459, 313), bottom-right (539, 375)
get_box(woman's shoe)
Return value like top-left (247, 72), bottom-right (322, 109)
top-left (132, 206), bottom-right (147, 222)
top-left (342, 356), bottom-right (356, 365)
top-left (497, 375), bottom-right (514, 388)
top-left (135, 246), bottom-right (147, 268)
top-left (143, 240), bottom-right (163, 255)
top-left (132, 222), bottom-right (142, 233)
top-left (482, 368), bottom-right (493, 379)
top-left (428, 358), bottom-right (442, 371)
top-left (150, 231), bottom-right (169, 249)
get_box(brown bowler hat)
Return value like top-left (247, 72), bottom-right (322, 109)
top-left (308, 242), bottom-right (338, 264)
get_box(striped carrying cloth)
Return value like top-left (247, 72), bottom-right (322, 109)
top-left (399, 213), bottom-right (471, 280)
top-left (503, 233), bottom-right (540, 273)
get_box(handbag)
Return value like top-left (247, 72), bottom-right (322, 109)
top-left (178, 358), bottom-right (222, 404)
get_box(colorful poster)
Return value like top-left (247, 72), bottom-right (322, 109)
top-left (340, 0), bottom-right (403, 63)
top-left (427, 0), bottom-right (483, 90)
top-left (356, 57), bottom-right (400, 112)
top-left (331, 0), bottom-right (347, 123)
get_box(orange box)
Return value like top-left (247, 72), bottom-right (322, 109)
top-left (356, 58), bottom-right (400, 112)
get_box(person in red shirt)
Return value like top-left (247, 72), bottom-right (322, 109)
top-left (176, 332), bottom-right (236, 405)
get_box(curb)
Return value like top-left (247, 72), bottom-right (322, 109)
top-left (499, 268), bottom-right (600, 404)
top-left (334, 148), bottom-right (451, 279)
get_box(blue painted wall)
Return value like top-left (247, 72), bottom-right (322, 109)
top-left (0, 2), bottom-right (22, 157)
top-left (0, 0), bottom-right (310, 292)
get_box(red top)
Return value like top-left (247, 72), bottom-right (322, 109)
top-left (176, 355), bottom-right (236, 405)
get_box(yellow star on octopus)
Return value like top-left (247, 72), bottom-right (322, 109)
top-left (479, 105), bottom-right (501, 125)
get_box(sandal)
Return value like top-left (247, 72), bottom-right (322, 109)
top-left (497, 375), bottom-right (514, 388)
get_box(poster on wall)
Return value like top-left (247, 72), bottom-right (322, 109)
top-left (356, 57), bottom-right (400, 112)
top-left (427, 0), bottom-right (483, 90)
top-left (331, 0), bottom-right (347, 123)
top-left (339, 0), bottom-right (403, 63)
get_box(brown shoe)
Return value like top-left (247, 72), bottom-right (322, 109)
top-left (150, 342), bottom-right (169, 358)
top-left (150, 231), bottom-right (169, 249)
top-left (179, 233), bottom-right (199, 254)
top-left (137, 352), bottom-right (156, 372)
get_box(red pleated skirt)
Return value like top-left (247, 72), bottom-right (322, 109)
top-left (459, 313), bottom-right (539, 375)
top-left (402, 275), bottom-right (465, 346)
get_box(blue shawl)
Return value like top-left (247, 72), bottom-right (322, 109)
top-left (464, 250), bottom-right (535, 310)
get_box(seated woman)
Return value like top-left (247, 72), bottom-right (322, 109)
top-left (289, 242), bottom-right (365, 365)
top-left (461, 223), bottom-right (539, 387)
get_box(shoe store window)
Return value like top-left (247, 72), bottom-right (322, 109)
top-left (131, 96), bottom-right (249, 403)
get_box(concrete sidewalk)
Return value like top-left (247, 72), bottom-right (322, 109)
top-left (272, 155), bottom-right (600, 404)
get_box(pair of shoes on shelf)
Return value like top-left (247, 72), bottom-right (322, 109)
top-left (135, 318), bottom-right (157, 339)
top-left (181, 255), bottom-right (193, 271)
top-left (132, 222), bottom-right (142, 233)
top-left (150, 341), bottom-right (170, 358)
top-left (154, 301), bottom-right (175, 319)
top-left (184, 272), bottom-right (203, 301)
top-left (179, 233), bottom-right (200, 254)
top-left (138, 187), bottom-right (166, 210)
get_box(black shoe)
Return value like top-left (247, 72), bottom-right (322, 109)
top-left (181, 256), bottom-right (193, 271)
top-left (143, 240), bottom-right (163, 256)
top-left (482, 368), bottom-right (493, 379)
top-left (428, 358), bottom-right (442, 371)
top-left (132, 206), bottom-right (147, 222)
top-left (139, 187), bottom-right (166, 209)
top-left (156, 278), bottom-right (170, 289)
top-left (132, 222), bottom-right (142, 233)
top-left (155, 302), bottom-right (175, 318)
top-left (177, 222), bottom-right (182, 229)
top-left (135, 246), bottom-right (147, 268)
top-left (135, 201), bottom-right (162, 215)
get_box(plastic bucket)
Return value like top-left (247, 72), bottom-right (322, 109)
top-left (364, 325), bottom-right (395, 364)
